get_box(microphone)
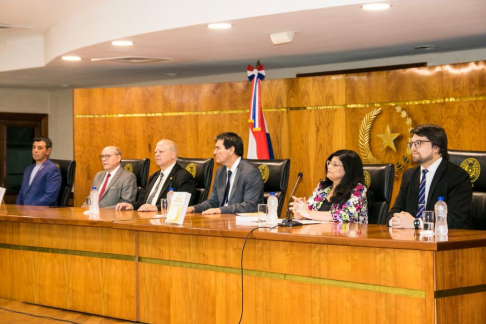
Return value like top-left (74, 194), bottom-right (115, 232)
top-left (279, 172), bottom-right (303, 227)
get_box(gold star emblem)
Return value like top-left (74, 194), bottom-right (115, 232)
top-left (377, 124), bottom-right (400, 152)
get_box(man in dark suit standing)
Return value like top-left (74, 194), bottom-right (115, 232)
top-left (16, 137), bottom-right (62, 206)
top-left (187, 132), bottom-right (264, 215)
top-left (116, 139), bottom-right (196, 211)
top-left (388, 124), bottom-right (473, 229)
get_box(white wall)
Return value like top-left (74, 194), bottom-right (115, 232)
top-left (0, 88), bottom-right (73, 160)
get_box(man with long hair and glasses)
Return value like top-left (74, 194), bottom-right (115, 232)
top-left (388, 124), bottom-right (473, 229)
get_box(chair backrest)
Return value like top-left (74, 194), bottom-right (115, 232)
top-left (363, 163), bottom-right (394, 224)
top-left (177, 157), bottom-right (214, 204)
top-left (121, 159), bottom-right (150, 201)
top-left (50, 159), bottom-right (76, 207)
top-left (448, 149), bottom-right (486, 230)
top-left (246, 159), bottom-right (290, 216)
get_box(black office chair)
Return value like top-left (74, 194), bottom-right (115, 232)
top-left (449, 150), bottom-right (486, 230)
top-left (363, 164), bottom-right (394, 225)
top-left (177, 157), bottom-right (214, 204)
top-left (247, 159), bottom-right (290, 216)
top-left (51, 159), bottom-right (76, 207)
top-left (121, 159), bottom-right (150, 201)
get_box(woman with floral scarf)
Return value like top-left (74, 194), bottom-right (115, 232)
top-left (291, 150), bottom-right (368, 223)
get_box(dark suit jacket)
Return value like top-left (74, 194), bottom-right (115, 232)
top-left (132, 163), bottom-right (196, 210)
top-left (93, 167), bottom-right (137, 208)
top-left (387, 159), bottom-right (473, 229)
top-left (193, 159), bottom-right (264, 214)
top-left (16, 159), bottom-right (62, 206)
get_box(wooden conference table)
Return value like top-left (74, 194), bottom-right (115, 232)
top-left (0, 205), bottom-right (485, 323)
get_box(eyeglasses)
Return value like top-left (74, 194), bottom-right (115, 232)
top-left (407, 140), bottom-right (431, 149)
top-left (327, 161), bottom-right (343, 168)
top-left (99, 154), bottom-right (120, 160)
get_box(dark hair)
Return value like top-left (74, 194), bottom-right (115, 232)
top-left (33, 136), bottom-right (53, 149)
top-left (215, 132), bottom-right (244, 157)
top-left (410, 124), bottom-right (449, 160)
top-left (320, 150), bottom-right (364, 206)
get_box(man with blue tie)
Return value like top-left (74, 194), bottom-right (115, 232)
top-left (16, 137), bottom-right (62, 206)
top-left (187, 132), bottom-right (264, 215)
top-left (388, 124), bottom-right (473, 229)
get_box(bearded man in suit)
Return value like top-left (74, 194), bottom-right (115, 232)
top-left (388, 124), bottom-right (473, 229)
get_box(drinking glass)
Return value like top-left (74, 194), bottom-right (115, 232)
top-left (160, 198), bottom-right (168, 216)
top-left (421, 211), bottom-right (435, 236)
top-left (257, 204), bottom-right (268, 222)
top-left (83, 197), bottom-right (91, 215)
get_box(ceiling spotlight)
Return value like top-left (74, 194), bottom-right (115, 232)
top-left (207, 23), bottom-right (232, 30)
top-left (362, 3), bottom-right (391, 11)
top-left (112, 40), bottom-right (133, 46)
top-left (62, 56), bottom-right (81, 61)
top-left (415, 45), bottom-right (438, 50)
top-left (270, 31), bottom-right (295, 45)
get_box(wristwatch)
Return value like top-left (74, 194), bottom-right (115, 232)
top-left (414, 218), bottom-right (421, 229)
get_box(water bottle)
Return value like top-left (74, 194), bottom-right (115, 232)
top-left (167, 188), bottom-right (175, 210)
top-left (267, 192), bottom-right (279, 224)
top-left (90, 187), bottom-right (99, 214)
top-left (435, 196), bottom-right (448, 235)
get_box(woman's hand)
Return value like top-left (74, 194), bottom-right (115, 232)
top-left (290, 196), bottom-right (310, 219)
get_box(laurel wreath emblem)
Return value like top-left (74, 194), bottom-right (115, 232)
top-left (358, 106), bottom-right (414, 177)
top-left (359, 108), bottom-right (382, 164)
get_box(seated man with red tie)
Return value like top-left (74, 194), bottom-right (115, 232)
top-left (387, 124), bottom-right (473, 229)
top-left (116, 139), bottom-right (196, 211)
top-left (187, 132), bottom-right (264, 215)
top-left (92, 146), bottom-right (137, 208)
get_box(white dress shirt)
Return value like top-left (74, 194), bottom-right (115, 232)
top-left (147, 162), bottom-right (176, 205)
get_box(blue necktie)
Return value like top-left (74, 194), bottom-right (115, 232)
top-left (221, 170), bottom-right (232, 206)
top-left (417, 169), bottom-right (428, 218)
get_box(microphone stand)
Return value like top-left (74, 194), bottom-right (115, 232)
top-left (279, 173), bottom-right (303, 227)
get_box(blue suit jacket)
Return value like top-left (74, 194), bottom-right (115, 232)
top-left (16, 159), bottom-right (62, 206)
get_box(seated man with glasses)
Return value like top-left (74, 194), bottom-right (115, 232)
top-left (387, 124), bottom-right (473, 229)
top-left (91, 146), bottom-right (137, 208)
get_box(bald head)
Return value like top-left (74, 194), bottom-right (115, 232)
top-left (100, 146), bottom-right (122, 172)
top-left (154, 140), bottom-right (177, 170)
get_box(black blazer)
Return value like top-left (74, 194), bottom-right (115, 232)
top-left (387, 159), bottom-right (473, 229)
top-left (132, 163), bottom-right (196, 210)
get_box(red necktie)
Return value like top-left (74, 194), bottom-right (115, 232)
top-left (98, 173), bottom-right (111, 202)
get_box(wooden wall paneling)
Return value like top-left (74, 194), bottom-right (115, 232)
top-left (441, 61), bottom-right (486, 98)
top-left (137, 232), bottom-right (430, 323)
top-left (73, 61), bottom-right (486, 208)
top-left (287, 108), bottom-right (346, 200)
top-left (436, 293), bottom-right (486, 324)
top-left (442, 101), bottom-right (486, 151)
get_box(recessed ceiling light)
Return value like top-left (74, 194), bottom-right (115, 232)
top-left (164, 73), bottom-right (179, 76)
top-left (112, 40), bottom-right (133, 46)
top-left (362, 3), bottom-right (391, 11)
top-left (414, 45), bottom-right (438, 50)
top-left (62, 56), bottom-right (81, 61)
top-left (207, 23), bottom-right (232, 30)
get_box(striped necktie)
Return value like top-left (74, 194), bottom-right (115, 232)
top-left (146, 172), bottom-right (164, 204)
top-left (417, 169), bottom-right (428, 218)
